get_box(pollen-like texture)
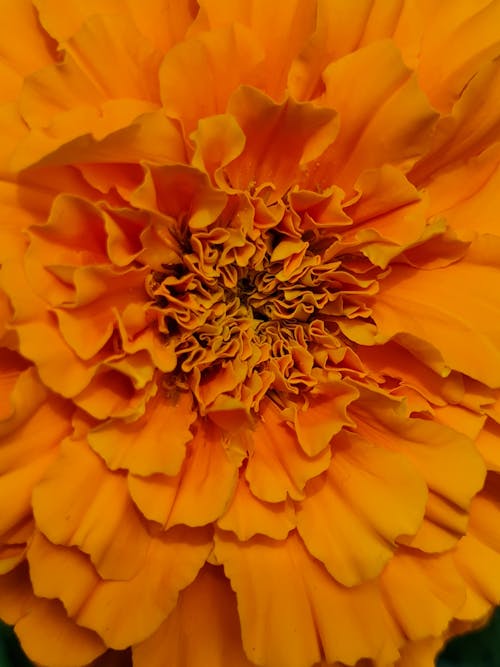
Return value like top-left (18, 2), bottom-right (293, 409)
top-left (1, 2), bottom-right (500, 667)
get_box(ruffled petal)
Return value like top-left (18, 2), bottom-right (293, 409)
top-left (297, 430), bottom-right (427, 586)
top-left (371, 236), bottom-right (500, 387)
top-left (32, 437), bottom-right (151, 580)
top-left (217, 475), bottom-right (296, 540)
top-left (353, 387), bottom-right (486, 552)
top-left (27, 527), bottom-right (211, 649)
top-left (312, 40), bottom-right (438, 192)
top-left (15, 597), bottom-right (106, 667)
top-left (133, 565), bottom-right (255, 667)
top-left (88, 389), bottom-right (195, 476)
top-left (128, 419), bottom-right (238, 528)
top-left (214, 530), bottom-right (401, 667)
top-left (245, 399), bottom-right (331, 502)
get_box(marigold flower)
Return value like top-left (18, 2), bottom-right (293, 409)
top-left (1, 1), bottom-right (500, 666)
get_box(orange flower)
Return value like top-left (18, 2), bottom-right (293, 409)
top-left (1, 2), bottom-right (500, 666)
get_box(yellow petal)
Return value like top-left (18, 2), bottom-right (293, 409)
top-left (33, 438), bottom-right (151, 580)
top-left (133, 565), bottom-right (255, 667)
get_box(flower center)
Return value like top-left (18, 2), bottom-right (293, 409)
top-left (145, 206), bottom-right (365, 415)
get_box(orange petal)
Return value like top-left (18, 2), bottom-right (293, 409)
top-left (27, 527), bottom-right (211, 649)
top-left (0, 0), bottom-right (56, 103)
top-left (20, 12), bottom-right (161, 131)
top-left (425, 144), bottom-right (500, 236)
top-left (287, 381), bottom-right (358, 456)
top-left (128, 420), bottom-right (237, 528)
top-left (416, 0), bottom-right (500, 113)
top-left (217, 475), bottom-right (296, 540)
top-left (190, 114), bottom-right (246, 188)
top-left (214, 530), bottom-right (401, 667)
top-left (298, 429), bottom-right (427, 586)
top-left (371, 236), bottom-right (500, 387)
top-left (381, 549), bottom-right (465, 640)
top-left (15, 597), bottom-right (106, 667)
top-left (411, 58), bottom-right (500, 184)
top-left (0, 563), bottom-right (35, 625)
top-left (159, 24), bottom-right (264, 134)
top-left (34, 0), bottom-right (197, 53)
top-left (130, 163), bottom-right (227, 230)
top-left (225, 86), bottom-right (338, 198)
top-left (245, 399), bottom-right (331, 502)
top-left (0, 369), bottom-right (72, 540)
top-left (133, 565), bottom-right (255, 667)
top-left (88, 390), bottom-right (195, 476)
top-left (475, 419), bottom-right (500, 472)
top-left (453, 475), bottom-right (500, 620)
top-left (314, 40), bottom-right (438, 192)
top-left (33, 438), bottom-right (151, 580)
top-left (13, 108), bottom-right (186, 172)
top-left (395, 636), bottom-right (445, 667)
top-left (357, 341), bottom-right (464, 408)
top-left (289, 0), bottom-right (420, 99)
top-left (353, 388), bottom-right (486, 552)
top-left (195, 0), bottom-right (318, 99)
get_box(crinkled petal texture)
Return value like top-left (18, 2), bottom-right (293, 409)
top-left (1, 2), bottom-right (500, 667)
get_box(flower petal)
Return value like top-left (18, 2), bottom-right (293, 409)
top-left (89, 390), bottom-right (195, 476)
top-left (245, 399), bottom-right (331, 502)
top-left (27, 527), bottom-right (211, 649)
top-left (217, 475), bottom-right (296, 540)
top-left (159, 24), bottom-right (264, 134)
top-left (353, 388), bottom-right (486, 552)
top-left (313, 40), bottom-right (438, 192)
top-left (297, 429), bottom-right (427, 586)
top-left (215, 530), bottom-right (401, 667)
top-left (133, 565), bottom-right (254, 667)
top-left (128, 420), bottom-right (237, 528)
top-left (371, 236), bottom-right (500, 387)
top-left (33, 437), bottom-right (151, 580)
top-left (15, 597), bottom-right (106, 667)
top-left (225, 86), bottom-right (338, 198)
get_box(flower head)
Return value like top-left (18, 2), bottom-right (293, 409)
top-left (1, 2), bottom-right (500, 666)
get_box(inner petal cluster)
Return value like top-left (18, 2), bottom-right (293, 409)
top-left (144, 189), bottom-right (375, 416)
